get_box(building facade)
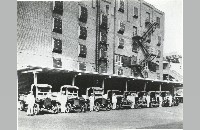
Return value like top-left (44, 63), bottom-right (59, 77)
top-left (17, 0), bottom-right (168, 94)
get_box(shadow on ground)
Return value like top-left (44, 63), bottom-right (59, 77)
top-left (138, 121), bottom-right (183, 129)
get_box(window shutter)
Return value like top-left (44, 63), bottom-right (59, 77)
top-left (52, 38), bottom-right (55, 51)
top-left (79, 5), bottom-right (81, 19)
top-left (115, 55), bottom-right (118, 64)
top-left (78, 26), bottom-right (80, 38)
top-left (52, 18), bottom-right (55, 32)
top-left (111, 5), bottom-right (114, 15)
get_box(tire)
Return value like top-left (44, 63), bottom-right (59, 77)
top-left (106, 103), bottom-right (111, 111)
top-left (65, 105), bottom-right (70, 113)
top-left (94, 103), bottom-right (100, 112)
top-left (81, 104), bottom-right (86, 112)
top-left (134, 104), bottom-right (138, 109)
top-left (116, 104), bottom-right (120, 110)
top-left (19, 101), bottom-right (25, 111)
top-left (33, 104), bottom-right (40, 115)
top-left (53, 105), bottom-right (58, 114)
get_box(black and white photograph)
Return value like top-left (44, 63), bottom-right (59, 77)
top-left (17, 0), bottom-right (183, 129)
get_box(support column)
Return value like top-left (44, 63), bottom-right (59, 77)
top-left (102, 79), bottom-right (105, 93)
top-left (33, 72), bottom-right (38, 84)
top-left (159, 84), bottom-right (162, 92)
top-left (125, 80), bottom-right (128, 91)
top-left (144, 82), bottom-right (147, 91)
top-left (172, 86), bottom-right (174, 97)
top-left (72, 75), bottom-right (77, 86)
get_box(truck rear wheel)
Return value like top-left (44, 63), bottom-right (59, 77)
top-left (19, 101), bottom-right (25, 111)
top-left (94, 102), bottom-right (100, 112)
top-left (33, 104), bottom-right (40, 115)
top-left (65, 105), bottom-right (70, 113)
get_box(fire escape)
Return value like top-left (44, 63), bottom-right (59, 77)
top-left (132, 20), bottom-right (159, 77)
top-left (96, 0), bottom-right (109, 74)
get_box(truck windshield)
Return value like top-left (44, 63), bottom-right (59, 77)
top-left (38, 87), bottom-right (51, 92)
top-left (94, 90), bottom-right (103, 96)
top-left (68, 88), bottom-right (78, 94)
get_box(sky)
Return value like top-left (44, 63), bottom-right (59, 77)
top-left (145, 0), bottom-right (183, 55)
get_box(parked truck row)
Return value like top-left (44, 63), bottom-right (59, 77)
top-left (18, 84), bottom-right (180, 115)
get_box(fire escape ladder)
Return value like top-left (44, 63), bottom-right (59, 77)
top-left (138, 22), bottom-right (158, 65)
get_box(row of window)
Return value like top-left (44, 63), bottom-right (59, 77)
top-left (145, 12), bottom-right (161, 28)
top-left (118, 0), bottom-right (138, 18)
top-left (118, 0), bottom-right (160, 28)
top-left (51, 34), bottom-right (161, 57)
top-left (115, 55), bottom-right (137, 67)
top-left (53, 57), bottom-right (160, 76)
top-left (53, 57), bottom-right (87, 71)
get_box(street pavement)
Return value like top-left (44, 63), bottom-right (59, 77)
top-left (18, 104), bottom-right (183, 130)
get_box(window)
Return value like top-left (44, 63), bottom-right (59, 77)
top-left (146, 12), bottom-right (150, 22)
top-left (157, 50), bottom-right (161, 58)
top-left (122, 56), bottom-right (131, 67)
top-left (144, 72), bottom-right (148, 78)
top-left (133, 26), bottom-right (137, 36)
top-left (145, 12), bottom-right (150, 28)
top-left (157, 36), bottom-right (161, 46)
top-left (115, 55), bottom-right (122, 66)
top-left (53, 57), bottom-right (62, 68)
top-left (79, 62), bottom-right (86, 71)
top-left (78, 44), bottom-right (87, 58)
top-left (53, 1), bottom-right (63, 15)
top-left (99, 61), bottom-right (107, 73)
top-left (99, 45), bottom-right (107, 59)
top-left (106, 5), bottom-right (109, 15)
top-left (118, 21), bottom-right (125, 35)
top-left (79, 6), bottom-right (88, 23)
top-left (133, 7), bottom-right (138, 18)
top-left (118, 68), bottom-right (123, 75)
top-left (157, 73), bottom-right (160, 80)
top-left (100, 31), bottom-right (107, 44)
top-left (118, 38), bottom-right (124, 49)
top-left (52, 38), bottom-right (62, 54)
top-left (100, 13), bottom-right (108, 30)
top-left (156, 65), bottom-right (159, 70)
top-left (52, 17), bottom-right (62, 34)
top-left (156, 17), bottom-right (160, 28)
top-left (78, 26), bottom-right (87, 40)
top-left (118, 0), bottom-right (124, 13)
top-left (146, 33), bottom-right (151, 43)
top-left (132, 41), bottom-right (138, 52)
top-left (131, 66), bottom-right (139, 77)
top-left (131, 55), bottom-right (137, 65)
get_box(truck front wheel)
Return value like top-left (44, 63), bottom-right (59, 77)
top-left (33, 104), bottom-right (40, 115)
top-left (19, 101), bottom-right (25, 111)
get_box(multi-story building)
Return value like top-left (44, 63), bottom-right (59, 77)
top-left (17, 0), bottom-right (174, 95)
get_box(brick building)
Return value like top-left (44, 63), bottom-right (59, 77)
top-left (17, 0), bottom-right (180, 95)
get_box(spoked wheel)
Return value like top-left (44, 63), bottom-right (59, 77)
top-left (116, 104), bottom-right (120, 110)
top-left (134, 104), bottom-right (139, 109)
top-left (65, 105), bottom-right (70, 113)
top-left (106, 103), bottom-right (112, 111)
top-left (19, 101), bottom-right (25, 111)
top-left (81, 104), bottom-right (86, 112)
top-left (33, 104), bottom-right (40, 115)
top-left (94, 103), bottom-right (100, 112)
top-left (53, 105), bottom-right (58, 114)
